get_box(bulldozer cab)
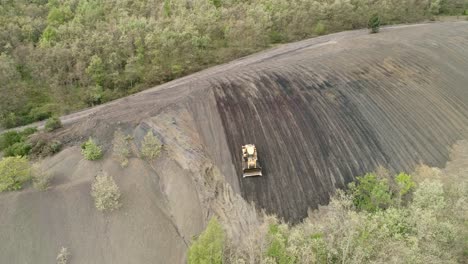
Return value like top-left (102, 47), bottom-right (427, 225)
top-left (242, 144), bottom-right (262, 178)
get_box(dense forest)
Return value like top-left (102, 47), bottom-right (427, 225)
top-left (1, 0), bottom-right (467, 128)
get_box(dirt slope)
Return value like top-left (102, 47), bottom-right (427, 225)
top-left (0, 22), bottom-right (467, 263)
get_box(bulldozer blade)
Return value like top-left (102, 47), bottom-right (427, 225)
top-left (243, 168), bottom-right (263, 178)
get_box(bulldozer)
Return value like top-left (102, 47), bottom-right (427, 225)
top-left (242, 144), bottom-right (262, 178)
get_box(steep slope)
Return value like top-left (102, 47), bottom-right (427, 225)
top-left (0, 22), bottom-right (467, 263)
top-left (210, 22), bottom-right (468, 220)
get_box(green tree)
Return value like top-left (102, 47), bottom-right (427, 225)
top-left (188, 217), bottom-right (225, 264)
top-left (0, 156), bottom-right (31, 192)
top-left (395, 173), bottom-right (415, 197)
top-left (430, 0), bottom-right (442, 15)
top-left (368, 13), bottom-right (381, 33)
top-left (40, 25), bottom-right (58, 45)
top-left (348, 173), bottom-right (393, 212)
top-left (266, 224), bottom-right (294, 264)
top-left (86, 55), bottom-right (106, 86)
top-left (47, 6), bottom-right (74, 26)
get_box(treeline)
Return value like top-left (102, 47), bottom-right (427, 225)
top-left (189, 165), bottom-right (467, 263)
top-left (1, 0), bottom-right (466, 128)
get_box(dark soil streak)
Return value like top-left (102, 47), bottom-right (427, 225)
top-left (211, 23), bottom-right (468, 222)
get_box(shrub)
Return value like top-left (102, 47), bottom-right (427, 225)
top-left (3, 141), bottom-right (32, 157)
top-left (0, 128), bottom-right (37, 156)
top-left (56, 247), bottom-right (70, 264)
top-left (81, 138), bottom-right (103, 160)
top-left (368, 13), bottom-right (381, 33)
top-left (140, 131), bottom-right (162, 160)
top-left (32, 164), bottom-right (54, 191)
top-left (0, 131), bottom-right (22, 150)
top-left (348, 173), bottom-right (392, 212)
top-left (0, 156), bottom-right (32, 192)
top-left (91, 173), bottom-right (121, 211)
top-left (45, 116), bottom-right (62, 132)
top-left (188, 217), bottom-right (224, 264)
top-left (314, 22), bottom-right (327, 36)
top-left (112, 130), bottom-right (131, 167)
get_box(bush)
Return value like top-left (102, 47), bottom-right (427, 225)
top-left (32, 163), bottom-right (54, 191)
top-left (0, 156), bottom-right (31, 192)
top-left (368, 13), bottom-right (381, 33)
top-left (0, 131), bottom-right (23, 150)
top-left (188, 217), bottom-right (225, 264)
top-left (0, 128), bottom-right (37, 156)
top-left (56, 247), bottom-right (70, 264)
top-left (3, 141), bottom-right (32, 157)
top-left (45, 116), bottom-right (62, 132)
top-left (140, 131), bottom-right (162, 160)
top-left (81, 138), bottom-right (103, 160)
top-left (348, 173), bottom-right (392, 212)
top-left (112, 130), bottom-right (131, 167)
top-left (91, 173), bottom-right (121, 211)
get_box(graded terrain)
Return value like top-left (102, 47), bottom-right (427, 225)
top-left (0, 22), bottom-right (467, 263)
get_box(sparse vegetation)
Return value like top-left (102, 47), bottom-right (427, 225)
top-left (30, 137), bottom-right (62, 158)
top-left (112, 130), bottom-right (131, 167)
top-left (192, 165), bottom-right (467, 263)
top-left (91, 173), bottom-right (121, 212)
top-left (56, 247), bottom-right (70, 264)
top-left (140, 131), bottom-right (162, 160)
top-left (0, 156), bottom-right (31, 192)
top-left (45, 116), bottom-right (62, 132)
top-left (188, 217), bottom-right (224, 264)
top-left (32, 163), bottom-right (54, 191)
top-left (0, 0), bottom-right (448, 128)
top-left (81, 138), bottom-right (103, 160)
top-left (368, 13), bottom-right (381, 33)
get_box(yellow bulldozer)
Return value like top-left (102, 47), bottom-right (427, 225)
top-left (242, 144), bottom-right (262, 178)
